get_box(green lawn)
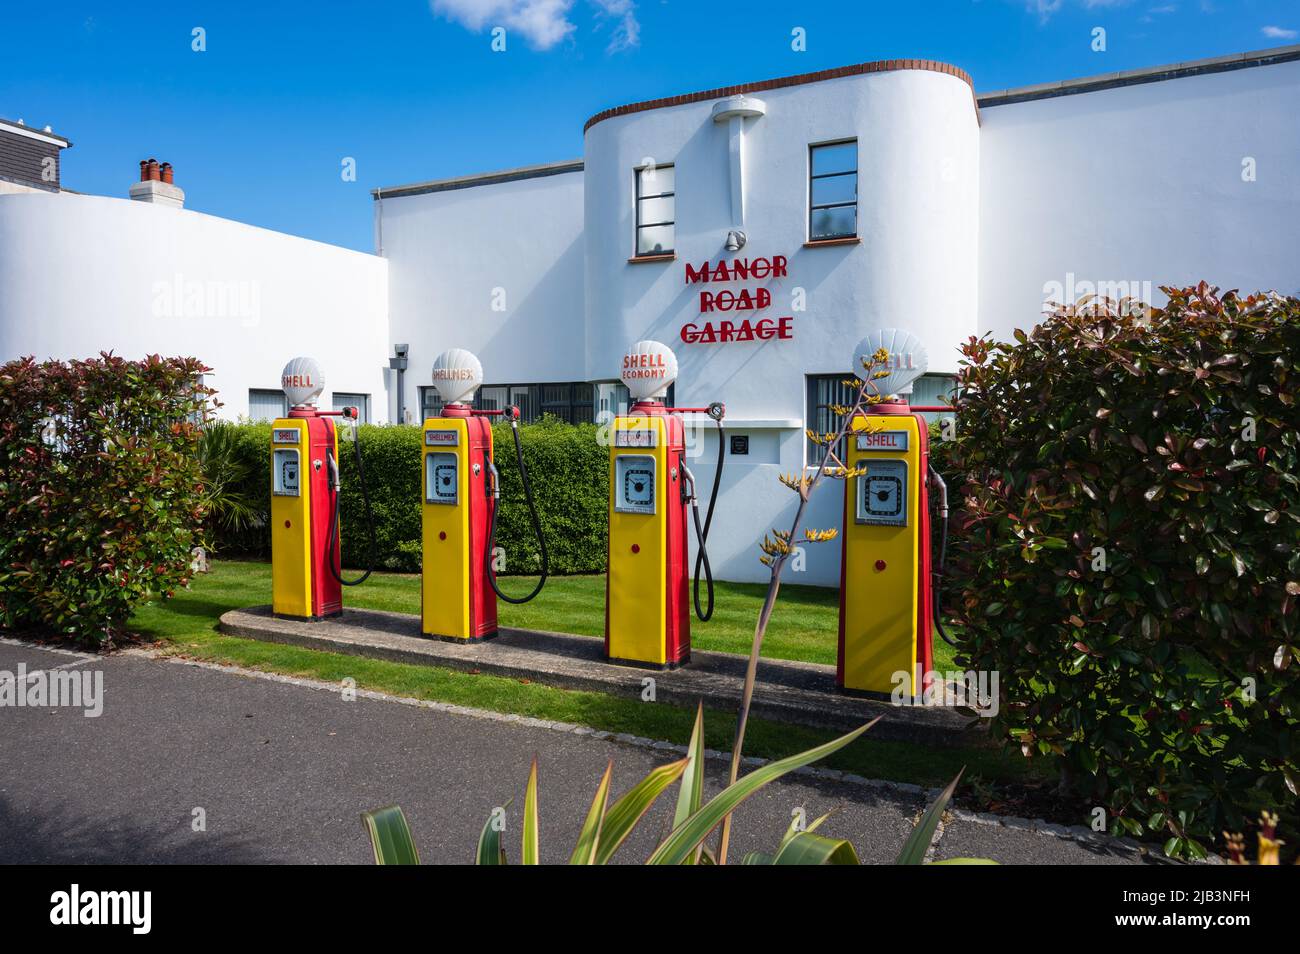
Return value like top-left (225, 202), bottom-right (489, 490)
top-left (128, 560), bottom-right (1022, 788)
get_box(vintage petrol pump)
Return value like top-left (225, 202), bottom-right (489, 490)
top-left (270, 357), bottom-right (375, 620)
top-left (421, 349), bottom-right (548, 642)
top-left (605, 340), bottom-right (725, 668)
top-left (837, 329), bottom-right (952, 698)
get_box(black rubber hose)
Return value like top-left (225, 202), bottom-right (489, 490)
top-left (327, 423), bottom-right (376, 587)
top-left (690, 410), bottom-right (725, 621)
top-left (929, 464), bottom-right (958, 647)
top-left (485, 415), bottom-right (548, 604)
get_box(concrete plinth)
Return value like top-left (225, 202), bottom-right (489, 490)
top-left (217, 605), bottom-right (977, 746)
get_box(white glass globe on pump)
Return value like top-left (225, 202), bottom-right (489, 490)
top-left (853, 329), bottom-right (929, 401)
top-left (430, 348), bottom-right (483, 405)
top-left (621, 340), bottom-right (678, 402)
top-left (281, 356), bottom-right (325, 408)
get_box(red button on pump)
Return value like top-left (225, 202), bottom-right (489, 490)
top-left (631, 544), bottom-right (640, 554)
top-left (874, 559), bottom-right (887, 572)
top-left (439, 531), bottom-right (446, 541)
top-left (284, 520), bottom-right (291, 529)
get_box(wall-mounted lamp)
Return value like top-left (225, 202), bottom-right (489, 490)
top-left (725, 229), bottom-right (747, 252)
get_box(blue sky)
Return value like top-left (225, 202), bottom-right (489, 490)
top-left (4, 1), bottom-right (1297, 251)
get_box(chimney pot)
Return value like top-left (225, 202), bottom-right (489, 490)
top-left (129, 158), bottom-right (186, 209)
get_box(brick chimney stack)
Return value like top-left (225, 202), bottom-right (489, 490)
top-left (129, 157), bottom-right (184, 208)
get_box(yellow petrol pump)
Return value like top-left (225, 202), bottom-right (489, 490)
top-left (271, 356), bottom-right (375, 620)
top-left (605, 341), bottom-right (725, 668)
top-left (837, 330), bottom-right (938, 698)
top-left (421, 348), bottom-right (548, 642)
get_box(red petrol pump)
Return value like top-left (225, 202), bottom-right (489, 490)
top-left (837, 330), bottom-right (954, 698)
top-left (421, 349), bottom-right (548, 642)
top-left (270, 356), bottom-right (376, 620)
top-left (605, 341), bottom-right (725, 668)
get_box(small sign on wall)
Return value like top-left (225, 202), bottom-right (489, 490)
top-left (729, 434), bottom-right (749, 456)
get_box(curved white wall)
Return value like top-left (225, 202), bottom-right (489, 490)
top-left (582, 67), bottom-right (979, 584)
top-left (0, 192), bottom-right (388, 419)
top-left (583, 68), bottom-right (979, 400)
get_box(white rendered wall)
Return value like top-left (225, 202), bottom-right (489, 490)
top-left (378, 169), bottom-right (585, 420)
top-left (584, 68), bottom-right (980, 584)
top-left (979, 59), bottom-right (1300, 342)
top-left (0, 192), bottom-right (389, 420)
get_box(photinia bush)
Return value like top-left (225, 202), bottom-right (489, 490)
top-left (0, 354), bottom-right (212, 647)
top-left (945, 284), bottom-right (1299, 858)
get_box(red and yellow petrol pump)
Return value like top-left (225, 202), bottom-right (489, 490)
top-left (271, 357), bottom-right (375, 620)
top-left (837, 330), bottom-right (948, 698)
top-left (605, 341), bottom-right (724, 668)
top-left (421, 349), bottom-right (548, 642)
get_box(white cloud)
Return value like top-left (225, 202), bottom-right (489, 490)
top-left (1261, 24), bottom-right (1298, 40)
top-left (429, 0), bottom-right (639, 52)
top-left (430, 0), bottom-right (575, 49)
top-left (591, 0), bottom-right (640, 52)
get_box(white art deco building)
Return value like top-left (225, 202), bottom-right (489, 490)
top-left (2, 46), bottom-right (1297, 584)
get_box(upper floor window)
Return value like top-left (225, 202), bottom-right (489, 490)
top-left (635, 164), bottom-right (675, 257)
top-left (808, 140), bottom-right (857, 241)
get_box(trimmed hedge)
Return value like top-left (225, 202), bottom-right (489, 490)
top-left (945, 285), bottom-right (1299, 858)
top-left (208, 417), bottom-right (609, 575)
top-left (0, 354), bottom-right (211, 646)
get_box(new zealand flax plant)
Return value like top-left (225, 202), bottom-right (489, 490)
top-left (362, 704), bottom-right (991, 865)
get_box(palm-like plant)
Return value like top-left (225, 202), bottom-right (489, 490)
top-left (196, 421), bottom-right (260, 547)
top-left (362, 705), bottom-right (992, 865)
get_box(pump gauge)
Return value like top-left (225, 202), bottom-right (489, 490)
top-left (273, 449), bottom-right (300, 497)
top-left (856, 459), bottom-right (907, 526)
top-left (425, 452), bottom-right (458, 505)
top-left (615, 455), bottom-right (656, 515)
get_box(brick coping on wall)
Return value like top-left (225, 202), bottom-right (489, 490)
top-left (582, 59), bottom-right (978, 133)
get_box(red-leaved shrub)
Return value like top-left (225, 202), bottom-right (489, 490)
top-left (945, 285), bottom-right (1299, 859)
top-left (0, 354), bottom-right (212, 646)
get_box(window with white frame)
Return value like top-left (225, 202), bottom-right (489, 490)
top-left (808, 140), bottom-right (858, 241)
top-left (634, 164), bottom-right (675, 257)
top-left (248, 388), bottom-right (287, 421)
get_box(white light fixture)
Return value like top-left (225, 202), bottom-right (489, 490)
top-left (711, 95), bottom-right (766, 246)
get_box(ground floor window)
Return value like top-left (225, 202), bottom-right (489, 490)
top-left (248, 388), bottom-right (287, 422)
top-left (805, 372), bottom-right (956, 463)
top-left (331, 392), bottom-right (370, 423)
top-left (420, 382), bottom-right (597, 424)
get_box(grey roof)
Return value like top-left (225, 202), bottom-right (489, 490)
top-left (0, 116), bottom-right (71, 146)
top-left (978, 43), bottom-right (1300, 107)
top-left (373, 159), bottom-right (583, 200)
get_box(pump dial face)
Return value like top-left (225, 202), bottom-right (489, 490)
top-left (855, 459), bottom-right (908, 526)
top-left (425, 452), bottom-right (458, 505)
top-left (273, 449), bottom-right (300, 497)
top-left (614, 455), bottom-right (656, 515)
